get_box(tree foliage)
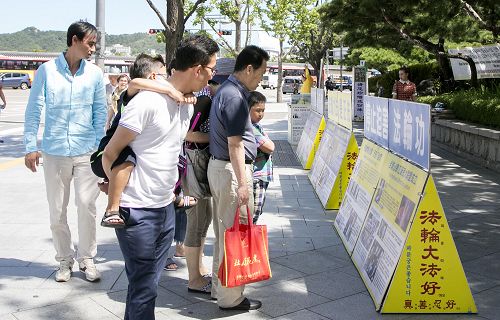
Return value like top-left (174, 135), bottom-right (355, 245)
top-left (321, 0), bottom-right (498, 87)
top-left (0, 27), bottom-right (164, 55)
top-left (145, 0), bottom-right (208, 64)
top-left (289, 2), bottom-right (340, 78)
top-left (344, 47), bottom-right (433, 73)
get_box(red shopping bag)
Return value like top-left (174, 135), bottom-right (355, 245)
top-left (218, 206), bottom-right (272, 287)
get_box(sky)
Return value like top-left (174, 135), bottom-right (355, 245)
top-left (0, 0), bottom-right (281, 51)
top-left (0, 0), bottom-right (188, 35)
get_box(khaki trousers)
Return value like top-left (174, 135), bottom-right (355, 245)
top-left (207, 158), bottom-right (254, 308)
top-left (42, 152), bottom-right (100, 263)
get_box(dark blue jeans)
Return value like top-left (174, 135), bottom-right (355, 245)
top-left (115, 203), bottom-right (175, 320)
top-left (174, 207), bottom-right (187, 242)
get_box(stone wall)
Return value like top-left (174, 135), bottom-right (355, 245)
top-left (432, 119), bottom-right (500, 172)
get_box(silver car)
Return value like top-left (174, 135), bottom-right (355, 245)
top-left (282, 77), bottom-right (302, 94)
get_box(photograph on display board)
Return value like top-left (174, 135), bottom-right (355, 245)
top-left (395, 195), bottom-right (416, 232)
top-left (377, 219), bottom-right (389, 240)
top-left (363, 240), bottom-right (384, 282)
top-left (360, 212), bottom-right (380, 250)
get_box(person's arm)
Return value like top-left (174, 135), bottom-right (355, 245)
top-left (92, 75), bottom-right (107, 149)
top-left (102, 126), bottom-right (138, 179)
top-left (259, 139), bottom-right (275, 154)
top-left (105, 107), bottom-right (115, 130)
top-left (411, 83), bottom-right (417, 101)
top-left (127, 78), bottom-right (196, 104)
top-left (228, 136), bottom-right (249, 206)
top-left (254, 127), bottom-right (275, 154)
top-left (392, 81), bottom-right (398, 99)
top-left (0, 86), bottom-right (6, 107)
top-left (186, 130), bottom-right (209, 143)
top-left (23, 65), bottom-right (46, 172)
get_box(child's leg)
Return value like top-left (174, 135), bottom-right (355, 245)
top-left (106, 161), bottom-right (134, 213)
top-left (253, 180), bottom-right (269, 224)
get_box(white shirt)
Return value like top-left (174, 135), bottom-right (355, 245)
top-left (119, 89), bottom-right (193, 208)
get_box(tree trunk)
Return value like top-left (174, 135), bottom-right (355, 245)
top-left (235, 20), bottom-right (242, 53)
top-left (245, 3), bottom-right (251, 47)
top-left (277, 39), bottom-right (284, 103)
top-left (448, 54), bottom-right (479, 88)
top-left (164, 0), bottom-right (184, 65)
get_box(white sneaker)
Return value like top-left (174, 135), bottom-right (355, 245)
top-left (55, 259), bottom-right (74, 282)
top-left (79, 259), bottom-right (101, 282)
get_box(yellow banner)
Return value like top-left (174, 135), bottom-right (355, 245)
top-left (351, 152), bottom-right (428, 310)
top-left (325, 133), bottom-right (359, 209)
top-left (382, 175), bottom-right (477, 313)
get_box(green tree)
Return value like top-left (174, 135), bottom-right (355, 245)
top-left (344, 47), bottom-right (432, 73)
top-left (321, 0), bottom-right (497, 88)
top-left (145, 0), bottom-right (208, 64)
top-left (259, 0), bottom-right (311, 102)
top-left (289, 3), bottom-right (340, 85)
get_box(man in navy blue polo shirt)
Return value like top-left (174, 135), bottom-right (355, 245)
top-left (208, 45), bottom-right (269, 311)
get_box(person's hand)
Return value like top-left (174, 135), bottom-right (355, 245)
top-left (169, 87), bottom-right (186, 104)
top-left (237, 184), bottom-right (249, 206)
top-left (25, 151), bottom-right (41, 172)
top-left (184, 93), bottom-right (197, 105)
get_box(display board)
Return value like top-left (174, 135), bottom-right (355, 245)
top-left (288, 94), bottom-right (311, 145)
top-left (353, 66), bottom-right (367, 121)
top-left (328, 91), bottom-right (352, 130)
top-left (382, 176), bottom-right (477, 314)
top-left (309, 121), bottom-right (359, 209)
top-left (334, 139), bottom-right (388, 253)
top-left (364, 96), bottom-right (389, 149)
top-left (334, 95), bottom-right (475, 315)
top-left (295, 111), bottom-right (326, 169)
top-left (388, 100), bottom-right (431, 171)
top-left (351, 152), bottom-right (428, 310)
top-left (449, 44), bottom-right (500, 80)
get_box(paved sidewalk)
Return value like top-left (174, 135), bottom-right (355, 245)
top-left (0, 109), bottom-right (499, 319)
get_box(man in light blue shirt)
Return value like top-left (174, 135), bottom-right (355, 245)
top-left (24, 21), bottom-right (106, 283)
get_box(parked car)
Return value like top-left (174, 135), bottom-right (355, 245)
top-left (282, 76), bottom-right (302, 94)
top-left (0, 72), bottom-right (32, 90)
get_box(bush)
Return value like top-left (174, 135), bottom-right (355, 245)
top-left (418, 87), bottom-right (500, 128)
top-left (368, 62), bottom-right (440, 97)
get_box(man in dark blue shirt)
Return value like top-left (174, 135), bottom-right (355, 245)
top-left (208, 45), bottom-right (269, 311)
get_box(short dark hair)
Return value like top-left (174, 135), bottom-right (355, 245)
top-left (174, 35), bottom-right (219, 71)
top-left (129, 53), bottom-right (165, 79)
top-left (399, 66), bottom-right (410, 74)
top-left (167, 58), bottom-right (177, 76)
top-left (67, 21), bottom-right (97, 47)
top-left (234, 46), bottom-right (270, 73)
top-left (248, 91), bottom-right (267, 109)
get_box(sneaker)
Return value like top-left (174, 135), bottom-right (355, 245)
top-left (55, 259), bottom-right (74, 282)
top-left (79, 259), bottom-right (101, 282)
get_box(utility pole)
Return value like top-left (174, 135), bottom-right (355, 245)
top-left (95, 0), bottom-right (105, 70)
top-left (339, 42), bottom-right (343, 91)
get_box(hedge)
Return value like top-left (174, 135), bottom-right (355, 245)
top-left (418, 87), bottom-right (500, 129)
top-left (368, 62), bottom-right (440, 97)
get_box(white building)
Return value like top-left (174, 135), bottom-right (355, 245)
top-left (105, 44), bottom-right (132, 56)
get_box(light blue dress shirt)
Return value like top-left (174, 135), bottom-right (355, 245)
top-left (24, 53), bottom-right (107, 156)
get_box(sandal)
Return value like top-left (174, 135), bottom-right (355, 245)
top-left (174, 195), bottom-right (198, 209)
top-left (164, 262), bottom-right (178, 271)
top-left (101, 211), bottom-right (125, 228)
top-left (188, 280), bottom-right (212, 294)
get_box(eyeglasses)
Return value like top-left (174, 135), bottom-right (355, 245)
top-left (203, 65), bottom-right (217, 76)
